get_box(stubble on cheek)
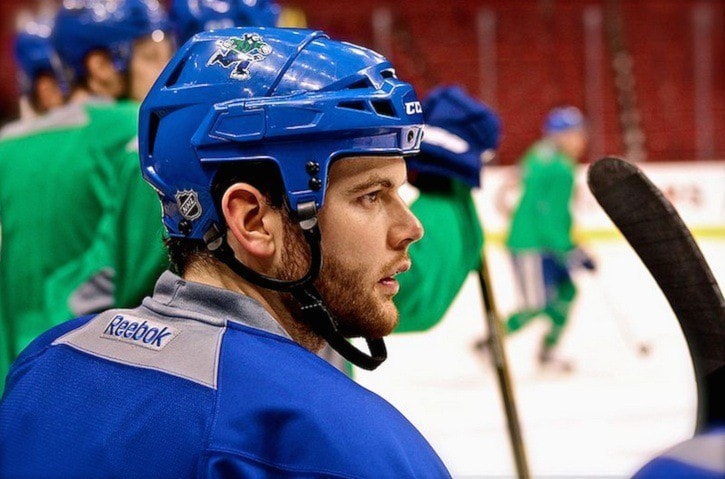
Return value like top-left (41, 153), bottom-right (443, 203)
top-left (276, 219), bottom-right (399, 339)
top-left (315, 254), bottom-right (399, 339)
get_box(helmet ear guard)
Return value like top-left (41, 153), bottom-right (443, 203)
top-left (140, 27), bottom-right (424, 370)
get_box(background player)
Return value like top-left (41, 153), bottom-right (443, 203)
top-left (503, 106), bottom-right (595, 370)
top-left (12, 13), bottom-right (66, 118)
top-left (0, 0), bottom-right (172, 389)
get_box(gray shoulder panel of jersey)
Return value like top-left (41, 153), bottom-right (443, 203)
top-left (0, 103), bottom-right (89, 140)
top-left (53, 307), bottom-right (225, 390)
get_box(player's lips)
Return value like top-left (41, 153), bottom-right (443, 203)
top-left (377, 261), bottom-right (411, 295)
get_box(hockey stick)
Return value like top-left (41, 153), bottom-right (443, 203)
top-left (587, 157), bottom-right (725, 432)
top-left (478, 251), bottom-right (530, 479)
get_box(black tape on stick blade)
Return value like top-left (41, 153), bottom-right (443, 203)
top-left (587, 156), bottom-right (725, 432)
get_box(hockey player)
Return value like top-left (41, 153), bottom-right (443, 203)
top-left (13, 15), bottom-right (66, 118)
top-left (396, 85), bottom-right (500, 332)
top-left (0, 0), bottom-right (172, 389)
top-left (504, 106), bottom-right (595, 369)
top-left (168, 2), bottom-right (501, 372)
top-left (0, 28), bottom-right (451, 477)
top-left (52, 0), bottom-right (174, 103)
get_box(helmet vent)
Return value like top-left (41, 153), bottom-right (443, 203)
top-left (147, 110), bottom-right (163, 154)
top-left (345, 78), bottom-right (372, 90)
top-left (380, 69), bottom-right (395, 79)
top-left (164, 58), bottom-right (187, 87)
top-left (337, 100), bottom-right (368, 112)
top-left (371, 100), bottom-right (396, 118)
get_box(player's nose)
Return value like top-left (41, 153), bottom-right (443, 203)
top-left (390, 200), bottom-right (424, 250)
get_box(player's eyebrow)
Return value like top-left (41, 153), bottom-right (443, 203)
top-left (346, 175), bottom-right (394, 195)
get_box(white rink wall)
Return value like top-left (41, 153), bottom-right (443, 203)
top-left (354, 162), bottom-right (725, 478)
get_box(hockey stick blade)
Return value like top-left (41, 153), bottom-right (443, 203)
top-left (587, 157), bottom-right (725, 432)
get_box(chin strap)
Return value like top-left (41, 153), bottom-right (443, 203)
top-left (205, 201), bottom-right (387, 370)
top-left (291, 284), bottom-right (387, 370)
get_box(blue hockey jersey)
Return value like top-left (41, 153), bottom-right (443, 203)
top-left (0, 271), bottom-right (450, 478)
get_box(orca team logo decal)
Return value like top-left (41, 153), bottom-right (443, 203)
top-left (207, 33), bottom-right (272, 80)
top-left (175, 189), bottom-right (202, 221)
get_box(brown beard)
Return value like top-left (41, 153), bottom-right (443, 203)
top-left (276, 218), bottom-right (399, 340)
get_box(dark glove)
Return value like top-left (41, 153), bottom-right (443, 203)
top-left (568, 247), bottom-right (597, 271)
top-left (406, 85), bottom-right (501, 189)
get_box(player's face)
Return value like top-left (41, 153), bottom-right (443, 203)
top-left (33, 74), bottom-right (65, 113)
top-left (86, 50), bottom-right (125, 99)
top-left (312, 156), bottom-right (424, 338)
top-left (129, 33), bottom-right (174, 102)
top-left (558, 128), bottom-right (589, 160)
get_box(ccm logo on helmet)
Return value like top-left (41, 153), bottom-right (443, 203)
top-left (405, 101), bottom-right (422, 115)
top-left (102, 315), bottom-right (180, 351)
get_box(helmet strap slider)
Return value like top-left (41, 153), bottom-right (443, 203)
top-left (295, 200), bottom-right (318, 232)
top-left (203, 223), bottom-right (225, 251)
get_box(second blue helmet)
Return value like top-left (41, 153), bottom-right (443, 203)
top-left (543, 106), bottom-right (586, 134)
top-left (170, 0), bottom-right (280, 46)
top-left (52, 0), bottom-right (171, 82)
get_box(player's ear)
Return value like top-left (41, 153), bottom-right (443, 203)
top-left (221, 183), bottom-right (278, 259)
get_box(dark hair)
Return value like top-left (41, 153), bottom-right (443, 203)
top-left (165, 161), bottom-right (286, 274)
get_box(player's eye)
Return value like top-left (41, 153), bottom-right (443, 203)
top-left (359, 191), bottom-right (380, 205)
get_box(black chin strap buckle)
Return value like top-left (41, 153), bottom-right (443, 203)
top-left (296, 201), bottom-right (318, 232)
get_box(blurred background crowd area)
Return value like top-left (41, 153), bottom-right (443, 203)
top-left (0, 0), bottom-right (723, 165)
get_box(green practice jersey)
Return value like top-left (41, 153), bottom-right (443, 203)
top-left (0, 101), bottom-right (168, 387)
top-left (394, 180), bottom-right (484, 333)
top-left (506, 140), bottom-right (576, 254)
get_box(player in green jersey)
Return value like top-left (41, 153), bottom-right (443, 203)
top-left (504, 106), bottom-right (595, 369)
top-left (0, 0), bottom-right (173, 390)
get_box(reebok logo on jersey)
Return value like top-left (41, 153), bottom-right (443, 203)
top-left (101, 315), bottom-right (180, 351)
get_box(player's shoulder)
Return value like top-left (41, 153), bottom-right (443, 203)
top-left (213, 326), bottom-right (445, 473)
top-left (0, 103), bottom-right (89, 143)
top-left (84, 99), bottom-right (139, 130)
top-left (6, 315), bottom-right (97, 378)
top-left (82, 100), bottom-right (140, 152)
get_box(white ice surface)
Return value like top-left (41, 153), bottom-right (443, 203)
top-left (353, 239), bottom-right (724, 478)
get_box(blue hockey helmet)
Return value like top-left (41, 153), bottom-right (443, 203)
top-left (140, 27), bottom-right (424, 242)
top-left (14, 18), bottom-right (67, 96)
top-left (170, 0), bottom-right (280, 46)
top-left (543, 106), bottom-right (586, 134)
top-left (409, 85), bottom-right (500, 188)
top-left (52, 0), bottom-right (171, 82)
